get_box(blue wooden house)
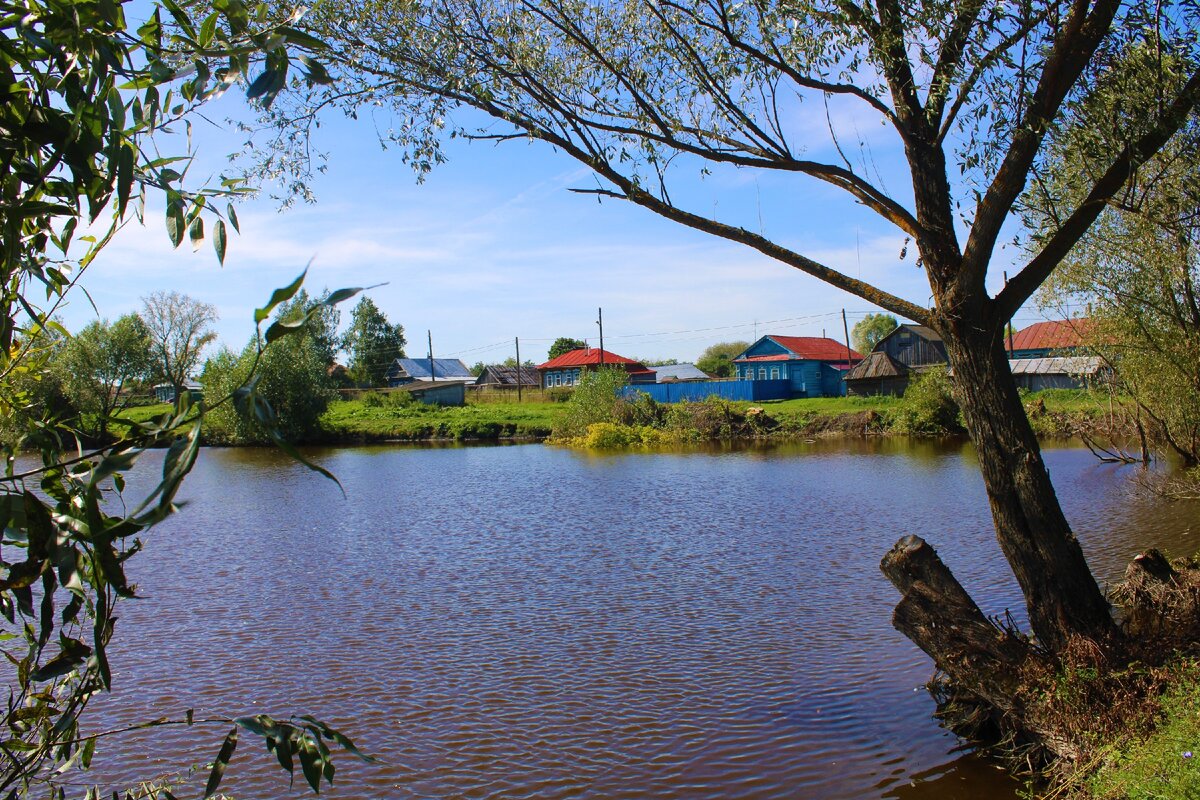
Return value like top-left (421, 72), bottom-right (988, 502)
top-left (732, 335), bottom-right (861, 398)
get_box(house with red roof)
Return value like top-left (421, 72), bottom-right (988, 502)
top-left (733, 335), bottom-right (861, 398)
top-left (536, 347), bottom-right (656, 389)
top-left (1009, 319), bottom-right (1093, 358)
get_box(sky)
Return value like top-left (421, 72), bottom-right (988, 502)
top-left (69, 56), bottom-right (1061, 368)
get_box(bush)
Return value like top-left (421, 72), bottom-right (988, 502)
top-left (578, 422), bottom-right (666, 448)
top-left (551, 367), bottom-right (630, 439)
top-left (888, 366), bottom-right (963, 435)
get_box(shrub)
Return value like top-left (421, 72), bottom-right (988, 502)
top-left (551, 367), bottom-right (630, 439)
top-left (888, 366), bottom-right (963, 435)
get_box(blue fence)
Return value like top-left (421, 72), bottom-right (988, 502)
top-left (619, 379), bottom-right (791, 404)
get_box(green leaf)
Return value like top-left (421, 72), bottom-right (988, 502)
top-left (116, 144), bottom-right (135, 217)
top-left (254, 268), bottom-right (308, 323)
top-left (213, 219), bottom-right (227, 264)
top-left (166, 203), bottom-right (185, 248)
top-left (199, 12), bottom-right (218, 47)
top-left (205, 727), bottom-right (239, 798)
top-left (264, 316), bottom-right (307, 344)
top-left (298, 737), bottom-right (324, 793)
top-left (226, 202), bottom-right (240, 232)
top-left (189, 215), bottom-right (204, 251)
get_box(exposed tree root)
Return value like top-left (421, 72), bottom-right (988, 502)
top-left (884, 542), bottom-right (1200, 793)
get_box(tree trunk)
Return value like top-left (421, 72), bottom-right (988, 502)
top-left (935, 315), bottom-right (1119, 653)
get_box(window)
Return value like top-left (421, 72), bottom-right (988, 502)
top-left (758, 367), bottom-right (767, 380)
top-left (553, 372), bottom-right (562, 387)
top-left (770, 367), bottom-right (780, 379)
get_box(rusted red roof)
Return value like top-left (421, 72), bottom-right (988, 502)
top-left (1010, 319), bottom-right (1092, 352)
top-left (537, 348), bottom-right (647, 370)
top-left (735, 336), bottom-right (861, 363)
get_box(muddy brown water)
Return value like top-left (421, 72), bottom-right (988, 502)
top-left (82, 440), bottom-right (1199, 799)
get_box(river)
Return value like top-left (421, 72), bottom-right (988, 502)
top-left (84, 439), bottom-right (1200, 799)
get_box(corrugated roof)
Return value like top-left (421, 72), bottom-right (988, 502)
top-left (1010, 319), bottom-right (1092, 352)
top-left (1008, 357), bottom-right (1102, 376)
top-left (390, 357), bottom-right (474, 380)
top-left (537, 348), bottom-right (646, 370)
top-left (651, 363), bottom-right (710, 382)
top-left (845, 351), bottom-right (909, 381)
top-left (735, 335), bottom-right (861, 363)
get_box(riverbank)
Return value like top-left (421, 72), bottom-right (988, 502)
top-left (114, 388), bottom-right (1112, 444)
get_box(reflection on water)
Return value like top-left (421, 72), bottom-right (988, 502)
top-left (80, 440), bottom-right (1198, 799)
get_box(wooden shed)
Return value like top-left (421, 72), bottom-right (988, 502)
top-left (844, 352), bottom-right (912, 396)
top-left (474, 365), bottom-right (539, 390)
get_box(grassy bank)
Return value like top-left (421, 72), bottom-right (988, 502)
top-left (317, 397), bottom-right (560, 441)
top-left (112, 387), bottom-right (1113, 445)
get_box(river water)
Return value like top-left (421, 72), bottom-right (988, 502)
top-left (84, 440), bottom-right (1200, 799)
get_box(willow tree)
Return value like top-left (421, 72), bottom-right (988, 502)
top-left (275, 0), bottom-right (1200, 712)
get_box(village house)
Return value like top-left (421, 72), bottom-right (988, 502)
top-left (385, 357), bottom-right (474, 387)
top-left (537, 348), bottom-right (656, 388)
top-left (845, 324), bottom-right (947, 397)
top-left (732, 336), bottom-right (860, 398)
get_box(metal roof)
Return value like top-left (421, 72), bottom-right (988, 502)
top-left (537, 348), bottom-right (646, 370)
top-left (651, 363), bottom-right (710, 382)
top-left (1008, 356), bottom-right (1103, 376)
top-left (1010, 319), bottom-right (1092, 352)
top-left (736, 335), bottom-right (861, 363)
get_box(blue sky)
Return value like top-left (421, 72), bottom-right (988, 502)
top-left (72, 68), bottom-right (1056, 367)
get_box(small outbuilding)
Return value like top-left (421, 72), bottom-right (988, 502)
top-left (1008, 357), bottom-right (1105, 391)
top-left (154, 381), bottom-right (203, 404)
top-left (397, 380), bottom-right (469, 406)
top-left (650, 363), bottom-right (710, 382)
top-left (474, 365), bottom-right (540, 390)
top-left (844, 352), bottom-right (914, 397)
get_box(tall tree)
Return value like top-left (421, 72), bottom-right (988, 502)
top-left (141, 290), bottom-right (219, 395)
top-left (277, 0), bottom-right (1200, 712)
top-left (1031, 45), bottom-right (1200, 467)
top-left (852, 314), bottom-right (899, 355)
top-left (547, 337), bottom-right (587, 360)
top-left (59, 314), bottom-right (153, 438)
top-left (341, 296), bottom-right (407, 386)
top-left (695, 341), bottom-right (749, 378)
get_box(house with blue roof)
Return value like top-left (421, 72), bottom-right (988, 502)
top-left (385, 357), bottom-right (474, 387)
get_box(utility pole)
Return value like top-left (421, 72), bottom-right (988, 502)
top-left (842, 309), bottom-right (855, 366)
top-left (427, 330), bottom-right (435, 381)
top-left (597, 307), bottom-right (605, 366)
top-left (515, 337), bottom-right (522, 403)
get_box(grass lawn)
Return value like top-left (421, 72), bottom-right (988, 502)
top-left (318, 398), bottom-right (563, 440)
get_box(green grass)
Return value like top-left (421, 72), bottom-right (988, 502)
top-left (1086, 662), bottom-right (1200, 799)
top-left (317, 398), bottom-right (562, 440)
